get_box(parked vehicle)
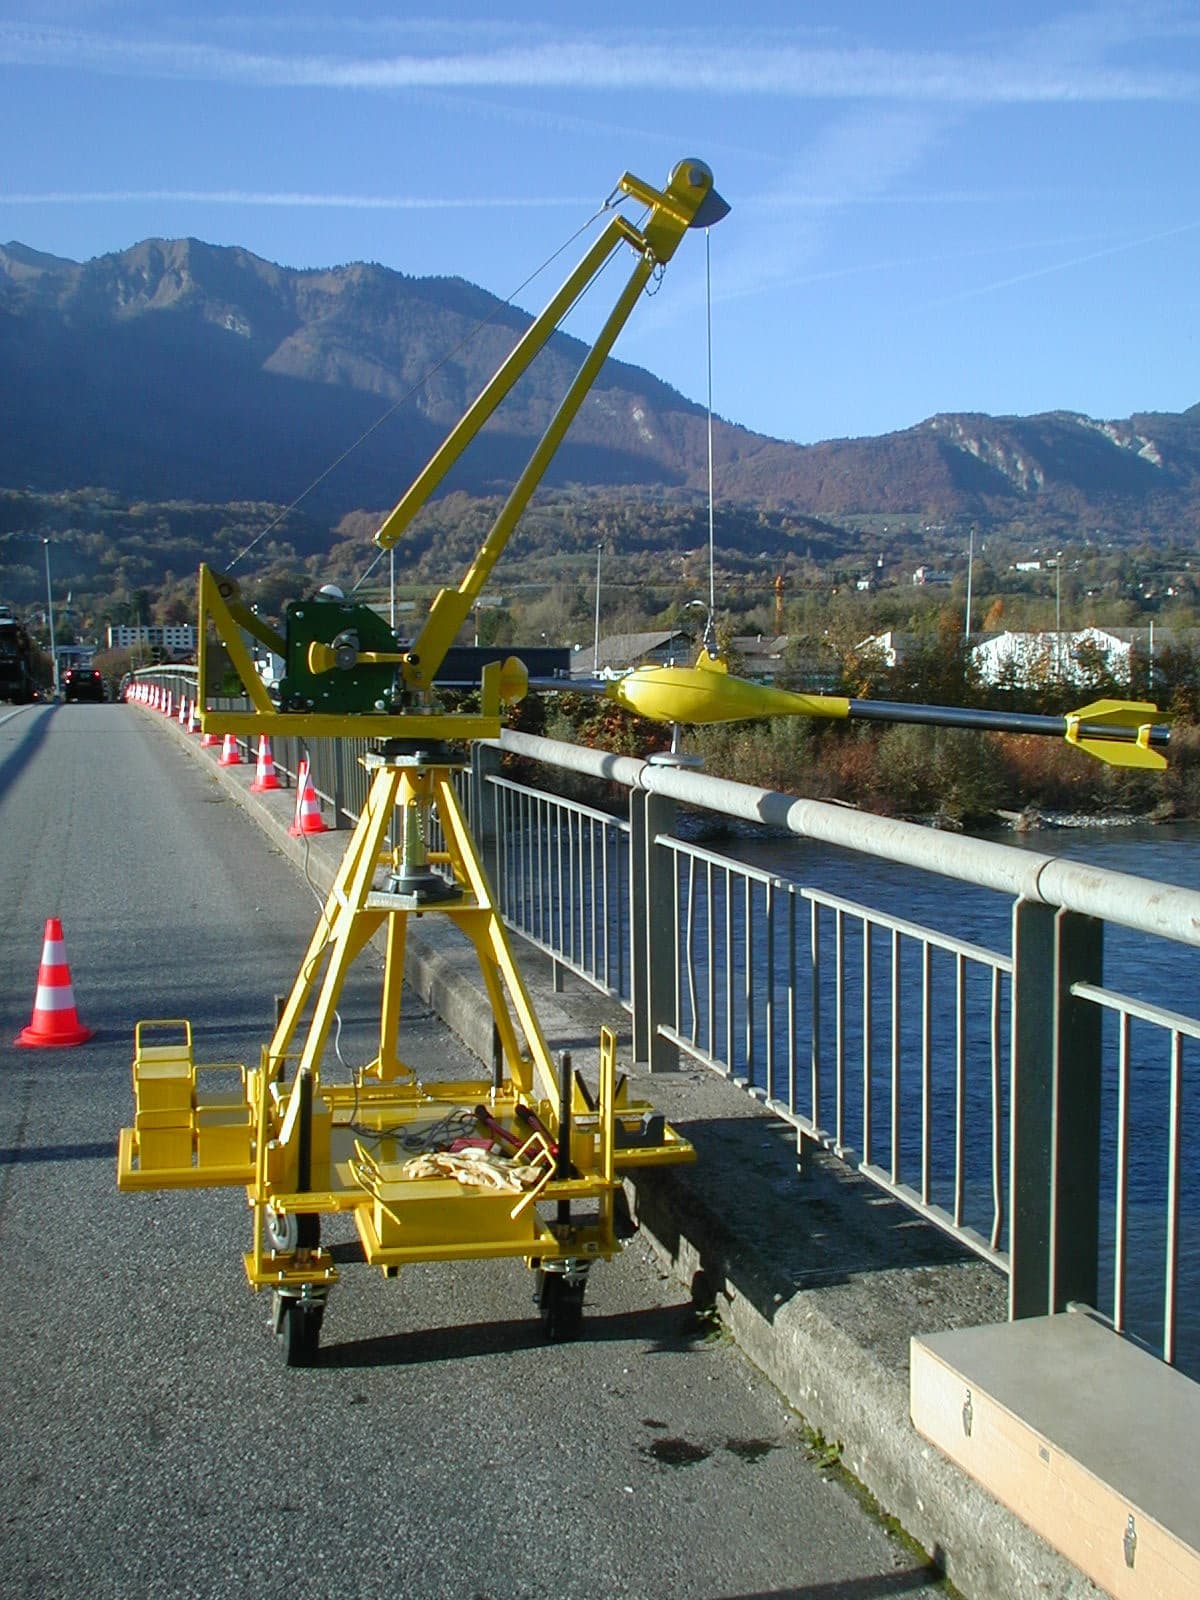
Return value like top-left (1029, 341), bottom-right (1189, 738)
top-left (62, 666), bottom-right (105, 703)
top-left (0, 606), bottom-right (36, 702)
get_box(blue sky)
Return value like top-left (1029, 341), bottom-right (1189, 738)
top-left (1, 2), bottom-right (1198, 446)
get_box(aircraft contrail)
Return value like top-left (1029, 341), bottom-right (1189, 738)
top-left (924, 218), bottom-right (1200, 306)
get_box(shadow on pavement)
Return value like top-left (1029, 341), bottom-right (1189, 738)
top-left (325, 1300), bottom-right (712, 1369)
top-left (0, 1138), bottom-right (115, 1165)
top-left (0, 703), bottom-right (54, 803)
top-left (712, 1559), bottom-right (946, 1598)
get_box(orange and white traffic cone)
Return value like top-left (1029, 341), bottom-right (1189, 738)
top-left (164, 691), bottom-right (173, 719)
top-left (186, 700), bottom-right (200, 735)
top-left (218, 733), bottom-right (242, 766)
top-left (250, 735), bottom-right (282, 792)
top-left (15, 918), bottom-right (93, 1048)
top-left (289, 759), bottom-right (330, 836)
top-left (177, 695), bottom-right (188, 726)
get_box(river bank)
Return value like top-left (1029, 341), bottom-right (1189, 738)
top-left (681, 717), bottom-right (1200, 829)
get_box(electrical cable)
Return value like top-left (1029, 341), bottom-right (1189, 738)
top-left (353, 1105), bottom-right (479, 1151)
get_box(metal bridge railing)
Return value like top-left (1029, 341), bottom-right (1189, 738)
top-left (128, 675), bottom-right (1199, 1371)
top-left (482, 730), bottom-right (1200, 1374)
top-left (487, 774), bottom-right (630, 1000)
top-left (1068, 983), bottom-right (1199, 1368)
top-left (479, 774), bottom-right (1017, 1273)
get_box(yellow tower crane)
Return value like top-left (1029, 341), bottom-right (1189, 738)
top-left (118, 159), bottom-right (730, 1364)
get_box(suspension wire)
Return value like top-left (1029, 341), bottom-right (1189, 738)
top-left (348, 541), bottom-right (387, 597)
top-left (705, 228), bottom-right (718, 649)
top-left (226, 201), bottom-right (614, 576)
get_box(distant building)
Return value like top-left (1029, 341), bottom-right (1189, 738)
top-left (54, 644), bottom-right (95, 672)
top-left (730, 634), bottom-right (789, 683)
top-left (571, 630), bottom-right (692, 679)
top-left (912, 565), bottom-right (951, 586)
top-left (107, 623), bottom-right (197, 659)
top-left (855, 630), bottom-right (917, 668)
top-left (970, 628), bottom-right (1132, 687)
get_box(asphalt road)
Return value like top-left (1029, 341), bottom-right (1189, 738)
top-left (0, 702), bottom-right (946, 1600)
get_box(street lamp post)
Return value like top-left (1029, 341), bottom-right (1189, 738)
top-left (1055, 549), bottom-right (1063, 677)
top-left (964, 526), bottom-right (974, 640)
top-left (43, 538), bottom-right (58, 695)
top-left (592, 542), bottom-right (604, 669)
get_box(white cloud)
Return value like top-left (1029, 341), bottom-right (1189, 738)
top-left (0, 188), bottom-right (588, 210)
top-left (1, 21), bottom-right (1197, 103)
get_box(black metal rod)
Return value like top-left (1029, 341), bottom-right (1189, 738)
top-left (296, 1069), bottom-right (312, 1193)
top-left (845, 698), bottom-right (1169, 746)
top-left (491, 1022), bottom-right (504, 1092)
top-left (557, 1050), bottom-right (573, 1225)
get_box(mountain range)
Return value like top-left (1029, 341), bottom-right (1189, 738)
top-left (2, 235), bottom-right (1199, 541)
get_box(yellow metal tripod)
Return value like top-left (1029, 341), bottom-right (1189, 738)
top-left (120, 741), bottom-right (692, 1362)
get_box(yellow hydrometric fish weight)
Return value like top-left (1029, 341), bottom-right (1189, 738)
top-left (597, 653), bottom-right (1169, 770)
top-left (606, 650), bottom-right (851, 726)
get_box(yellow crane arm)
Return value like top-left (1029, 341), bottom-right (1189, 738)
top-left (375, 159), bottom-right (728, 693)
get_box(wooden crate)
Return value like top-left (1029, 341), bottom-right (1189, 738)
top-left (911, 1312), bottom-right (1199, 1600)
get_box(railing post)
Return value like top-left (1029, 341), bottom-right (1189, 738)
top-left (630, 787), bottom-right (678, 1073)
top-left (1009, 899), bottom-right (1055, 1320)
top-left (1052, 908), bottom-right (1103, 1314)
top-left (1009, 900), bottom-right (1103, 1320)
top-left (333, 739), bottom-right (347, 829)
top-left (471, 742), bottom-right (502, 896)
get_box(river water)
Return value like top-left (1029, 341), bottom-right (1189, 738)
top-left (716, 820), bottom-right (1200, 1375)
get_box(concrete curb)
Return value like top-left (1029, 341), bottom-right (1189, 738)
top-left (148, 707), bottom-right (1103, 1600)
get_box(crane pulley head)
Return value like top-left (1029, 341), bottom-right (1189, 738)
top-left (616, 159), bottom-right (730, 249)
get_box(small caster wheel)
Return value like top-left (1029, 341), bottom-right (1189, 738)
top-left (537, 1268), bottom-right (586, 1343)
top-left (265, 1210), bottom-right (321, 1253)
top-left (275, 1293), bottom-right (325, 1367)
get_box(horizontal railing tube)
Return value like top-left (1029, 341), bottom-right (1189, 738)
top-left (497, 731), bottom-right (1200, 947)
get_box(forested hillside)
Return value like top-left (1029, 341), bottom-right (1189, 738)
top-left (3, 237), bottom-right (1199, 545)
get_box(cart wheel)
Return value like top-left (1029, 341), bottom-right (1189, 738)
top-left (265, 1210), bottom-right (297, 1252)
top-left (264, 1211), bottom-right (321, 1253)
top-left (279, 1297), bottom-right (324, 1367)
top-left (538, 1270), bottom-right (585, 1343)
